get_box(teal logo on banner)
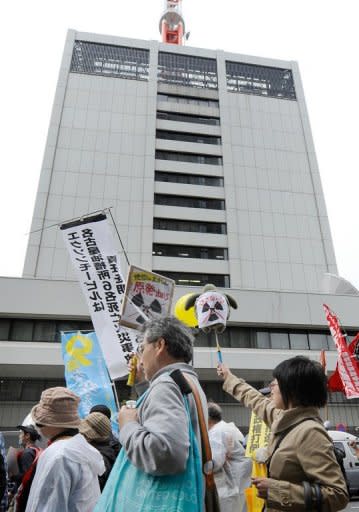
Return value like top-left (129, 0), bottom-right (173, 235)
top-left (61, 331), bottom-right (118, 434)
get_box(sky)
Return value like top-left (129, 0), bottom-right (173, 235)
top-left (1, 0), bottom-right (358, 289)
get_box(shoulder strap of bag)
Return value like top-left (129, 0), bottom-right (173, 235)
top-left (183, 375), bottom-right (216, 490)
top-left (170, 369), bottom-right (215, 490)
top-left (267, 417), bottom-right (317, 472)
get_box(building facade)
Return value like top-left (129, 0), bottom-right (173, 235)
top-left (1, 30), bottom-right (359, 432)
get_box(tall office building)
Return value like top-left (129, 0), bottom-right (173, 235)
top-left (1, 27), bottom-right (359, 431)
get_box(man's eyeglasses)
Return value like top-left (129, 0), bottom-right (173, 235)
top-left (35, 423), bottom-right (44, 428)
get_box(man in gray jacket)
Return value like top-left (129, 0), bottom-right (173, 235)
top-left (119, 316), bottom-right (207, 476)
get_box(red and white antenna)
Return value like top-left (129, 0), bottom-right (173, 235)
top-left (159, 0), bottom-right (187, 45)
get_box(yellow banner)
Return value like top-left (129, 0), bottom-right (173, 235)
top-left (245, 411), bottom-right (271, 458)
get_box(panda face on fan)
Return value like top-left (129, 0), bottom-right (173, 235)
top-left (195, 291), bottom-right (229, 333)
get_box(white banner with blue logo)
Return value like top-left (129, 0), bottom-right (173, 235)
top-left (61, 330), bottom-right (119, 434)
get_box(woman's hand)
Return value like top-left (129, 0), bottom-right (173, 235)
top-left (252, 477), bottom-right (270, 499)
top-left (217, 363), bottom-right (232, 381)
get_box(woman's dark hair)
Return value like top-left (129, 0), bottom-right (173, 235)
top-left (273, 356), bottom-right (327, 408)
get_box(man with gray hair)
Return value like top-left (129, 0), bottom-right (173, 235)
top-left (118, 315), bottom-right (207, 481)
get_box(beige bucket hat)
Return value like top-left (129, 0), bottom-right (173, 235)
top-left (31, 387), bottom-right (81, 428)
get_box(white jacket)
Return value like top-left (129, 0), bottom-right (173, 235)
top-left (25, 433), bottom-right (105, 512)
top-left (209, 421), bottom-right (252, 499)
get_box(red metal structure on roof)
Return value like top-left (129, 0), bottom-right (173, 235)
top-left (159, 0), bottom-right (186, 45)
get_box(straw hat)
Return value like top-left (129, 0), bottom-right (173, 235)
top-left (79, 412), bottom-right (111, 442)
top-left (31, 387), bottom-right (81, 428)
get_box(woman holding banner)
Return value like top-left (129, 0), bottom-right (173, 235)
top-left (217, 356), bottom-right (348, 512)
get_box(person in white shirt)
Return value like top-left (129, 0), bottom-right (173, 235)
top-left (208, 402), bottom-right (252, 512)
top-left (25, 387), bottom-right (105, 512)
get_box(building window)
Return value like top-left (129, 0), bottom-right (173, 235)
top-left (154, 218), bottom-right (227, 234)
top-left (154, 271), bottom-right (230, 287)
top-left (158, 93), bottom-right (219, 108)
top-left (289, 333), bottom-right (309, 350)
top-left (158, 52), bottom-right (218, 89)
top-left (308, 333), bottom-right (329, 350)
top-left (226, 61), bottom-right (296, 100)
top-left (157, 110), bottom-right (220, 126)
top-left (156, 150), bottom-right (222, 166)
top-left (71, 41), bottom-right (150, 81)
top-left (154, 194), bottom-right (225, 210)
top-left (156, 130), bottom-right (221, 145)
top-left (155, 171), bottom-right (223, 187)
top-left (0, 319), bottom-right (10, 340)
top-left (153, 244), bottom-right (228, 260)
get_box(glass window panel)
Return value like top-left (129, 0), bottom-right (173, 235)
top-left (154, 271), bottom-right (230, 288)
top-left (257, 331), bottom-right (270, 349)
top-left (21, 380), bottom-right (46, 401)
top-left (308, 333), bottom-right (329, 350)
top-left (226, 61), bottom-right (296, 100)
top-left (11, 320), bottom-right (34, 341)
top-left (157, 111), bottom-right (220, 126)
top-left (289, 333), bottom-right (309, 350)
top-left (156, 130), bottom-right (221, 145)
top-left (0, 319), bottom-right (10, 340)
top-left (155, 150), bottom-right (222, 165)
top-left (155, 172), bottom-right (223, 187)
top-left (33, 321), bottom-right (57, 342)
top-left (0, 379), bottom-right (22, 400)
top-left (270, 332), bottom-right (289, 349)
top-left (153, 218), bottom-right (227, 234)
top-left (158, 52), bottom-right (218, 89)
top-left (71, 41), bottom-right (149, 81)
top-left (154, 194), bottom-right (225, 210)
top-left (229, 328), bottom-right (252, 348)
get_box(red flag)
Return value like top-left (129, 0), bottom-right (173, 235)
top-left (328, 333), bottom-right (359, 392)
top-left (323, 304), bottom-right (359, 399)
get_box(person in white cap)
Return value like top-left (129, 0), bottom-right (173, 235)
top-left (25, 387), bottom-right (105, 512)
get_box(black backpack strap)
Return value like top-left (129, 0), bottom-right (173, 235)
top-left (170, 369), bottom-right (192, 395)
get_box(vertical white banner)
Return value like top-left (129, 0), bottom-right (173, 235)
top-left (61, 213), bottom-right (138, 379)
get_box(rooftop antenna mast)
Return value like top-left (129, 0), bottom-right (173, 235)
top-left (159, 0), bottom-right (187, 45)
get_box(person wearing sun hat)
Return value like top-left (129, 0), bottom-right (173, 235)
top-left (79, 412), bottom-right (117, 490)
top-left (25, 387), bottom-right (105, 512)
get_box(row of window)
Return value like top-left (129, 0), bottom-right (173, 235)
top-left (0, 318), bottom-right (350, 353)
top-left (0, 319), bottom-right (93, 343)
top-left (155, 171), bottom-right (224, 187)
top-left (0, 377), bottom-right (354, 408)
top-left (70, 42), bottom-right (296, 101)
top-left (157, 111), bottom-right (220, 126)
top-left (158, 52), bottom-right (218, 90)
top-left (153, 244), bottom-right (228, 260)
top-left (155, 150), bottom-right (223, 166)
top-left (154, 271), bottom-right (230, 287)
top-left (158, 93), bottom-right (219, 108)
top-left (154, 193), bottom-right (225, 210)
top-left (71, 41), bottom-right (149, 81)
top-left (156, 129), bottom-right (221, 146)
top-left (226, 61), bottom-right (296, 100)
top-left (0, 377), bottom-right (132, 403)
top-left (195, 327), bottom-right (342, 351)
top-left (153, 218), bottom-right (227, 234)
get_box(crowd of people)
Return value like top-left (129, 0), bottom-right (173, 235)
top-left (0, 316), bottom-right (352, 511)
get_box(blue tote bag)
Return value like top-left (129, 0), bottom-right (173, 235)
top-left (94, 391), bottom-right (204, 512)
